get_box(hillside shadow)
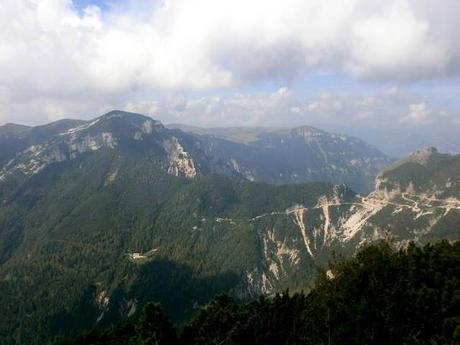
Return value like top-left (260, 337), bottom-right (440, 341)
top-left (103, 259), bottom-right (241, 326)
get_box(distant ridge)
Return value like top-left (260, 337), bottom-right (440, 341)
top-left (168, 121), bottom-right (391, 193)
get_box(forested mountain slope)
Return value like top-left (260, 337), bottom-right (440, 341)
top-left (0, 111), bottom-right (458, 344)
top-left (66, 241), bottom-right (460, 345)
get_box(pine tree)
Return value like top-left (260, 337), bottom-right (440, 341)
top-left (136, 303), bottom-right (177, 345)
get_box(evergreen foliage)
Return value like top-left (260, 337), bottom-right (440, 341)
top-left (65, 241), bottom-right (460, 345)
top-left (1, 112), bottom-right (459, 344)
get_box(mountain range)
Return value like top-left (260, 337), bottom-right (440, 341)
top-left (166, 123), bottom-right (391, 194)
top-left (0, 111), bottom-right (458, 345)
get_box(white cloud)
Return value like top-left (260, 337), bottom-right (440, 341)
top-left (346, 1), bottom-right (451, 80)
top-left (1, 0), bottom-right (460, 124)
top-left (121, 88), bottom-right (459, 130)
top-left (122, 88), bottom-right (460, 155)
top-left (125, 87), bottom-right (299, 127)
top-left (400, 103), bottom-right (432, 125)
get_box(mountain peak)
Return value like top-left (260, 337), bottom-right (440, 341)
top-left (0, 123), bottom-right (31, 136)
top-left (408, 146), bottom-right (438, 162)
top-left (375, 147), bottom-right (459, 199)
top-left (288, 126), bottom-right (323, 139)
top-left (100, 110), bottom-right (151, 120)
top-left (291, 125), bottom-right (324, 134)
top-left (62, 110), bottom-right (165, 137)
top-left (98, 110), bottom-right (161, 126)
top-left (380, 147), bottom-right (440, 174)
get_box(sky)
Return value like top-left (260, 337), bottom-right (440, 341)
top-left (1, 0), bottom-right (460, 155)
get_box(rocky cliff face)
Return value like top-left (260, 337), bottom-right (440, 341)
top-left (0, 111), bottom-right (206, 182)
top-left (222, 148), bottom-right (460, 295)
top-left (162, 137), bottom-right (197, 178)
top-left (224, 180), bottom-right (459, 295)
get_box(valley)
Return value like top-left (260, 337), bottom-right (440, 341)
top-left (0, 111), bottom-right (458, 344)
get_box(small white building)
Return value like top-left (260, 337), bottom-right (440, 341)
top-left (129, 253), bottom-right (145, 260)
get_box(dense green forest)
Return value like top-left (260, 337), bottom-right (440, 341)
top-left (64, 240), bottom-right (460, 345)
top-left (1, 112), bottom-right (459, 345)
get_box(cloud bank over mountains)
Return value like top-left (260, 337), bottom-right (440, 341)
top-left (0, 0), bottom-right (459, 139)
